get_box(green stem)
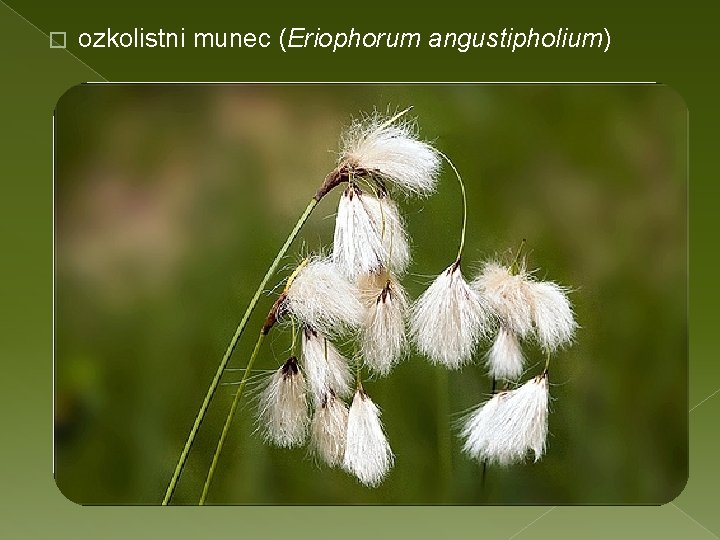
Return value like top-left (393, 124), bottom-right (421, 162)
top-left (437, 151), bottom-right (467, 262)
top-left (161, 197), bottom-right (318, 505)
top-left (199, 332), bottom-right (266, 505)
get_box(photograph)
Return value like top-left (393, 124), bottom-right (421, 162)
top-left (53, 84), bottom-right (687, 505)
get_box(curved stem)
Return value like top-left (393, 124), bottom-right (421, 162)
top-left (438, 151), bottom-right (467, 262)
top-left (199, 332), bottom-right (266, 505)
top-left (161, 197), bottom-right (318, 505)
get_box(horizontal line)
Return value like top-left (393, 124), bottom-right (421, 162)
top-left (82, 81), bottom-right (658, 85)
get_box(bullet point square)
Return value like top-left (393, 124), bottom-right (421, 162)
top-left (50, 32), bottom-right (67, 48)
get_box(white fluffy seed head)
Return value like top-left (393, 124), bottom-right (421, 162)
top-left (284, 256), bottom-right (363, 336)
top-left (473, 259), bottom-right (577, 350)
top-left (333, 186), bottom-right (387, 279)
top-left (530, 281), bottom-right (577, 351)
top-left (411, 261), bottom-right (491, 369)
top-left (332, 187), bottom-right (410, 278)
top-left (310, 391), bottom-right (349, 468)
top-left (362, 194), bottom-right (411, 275)
top-left (343, 389), bottom-right (394, 487)
top-left (459, 390), bottom-right (504, 461)
top-left (340, 112), bottom-right (441, 197)
top-left (359, 273), bottom-right (409, 376)
top-left (461, 373), bottom-right (550, 465)
top-left (301, 327), bottom-right (352, 406)
top-left (257, 357), bottom-right (309, 448)
top-left (356, 269), bottom-right (390, 306)
top-left (486, 326), bottom-right (525, 380)
top-left (473, 261), bottom-right (535, 339)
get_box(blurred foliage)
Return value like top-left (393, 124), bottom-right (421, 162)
top-left (54, 85), bottom-right (687, 504)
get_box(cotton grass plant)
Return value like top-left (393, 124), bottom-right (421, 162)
top-left (161, 106), bottom-right (577, 504)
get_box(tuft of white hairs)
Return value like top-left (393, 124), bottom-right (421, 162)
top-left (284, 256), bottom-right (363, 336)
top-left (332, 186), bottom-right (410, 278)
top-left (343, 389), bottom-right (394, 487)
top-left (411, 261), bottom-right (490, 369)
top-left (486, 325), bottom-right (525, 380)
top-left (530, 281), bottom-right (577, 351)
top-left (473, 260), bottom-right (577, 351)
top-left (301, 327), bottom-right (352, 406)
top-left (473, 261), bottom-right (535, 339)
top-left (459, 389), bottom-right (504, 461)
top-left (333, 186), bottom-right (387, 279)
top-left (257, 357), bottom-right (309, 448)
top-left (358, 273), bottom-right (409, 376)
top-left (460, 373), bottom-right (549, 465)
top-left (310, 391), bottom-right (349, 468)
top-left (340, 112), bottom-right (441, 197)
top-left (362, 193), bottom-right (411, 275)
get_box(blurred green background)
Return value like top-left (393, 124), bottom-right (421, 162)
top-left (53, 84), bottom-right (687, 504)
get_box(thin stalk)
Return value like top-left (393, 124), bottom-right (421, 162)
top-left (199, 256), bottom-right (311, 505)
top-left (199, 332), bottom-right (266, 505)
top-left (162, 197), bottom-right (318, 505)
top-left (438, 151), bottom-right (467, 262)
top-left (480, 458), bottom-right (489, 491)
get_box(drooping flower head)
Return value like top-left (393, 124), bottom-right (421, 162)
top-left (461, 372), bottom-right (550, 465)
top-left (333, 185), bottom-right (388, 279)
top-left (310, 390), bottom-right (349, 468)
top-left (281, 256), bottom-right (363, 336)
top-left (530, 280), bottom-right (577, 352)
top-left (486, 325), bottom-right (525, 380)
top-left (333, 186), bottom-right (410, 279)
top-left (473, 258), bottom-right (577, 352)
top-left (362, 192), bottom-right (411, 275)
top-left (343, 388), bottom-right (394, 487)
top-left (301, 326), bottom-right (352, 406)
top-left (257, 356), bottom-right (309, 448)
top-left (339, 110), bottom-right (441, 197)
top-left (358, 270), bottom-right (409, 376)
top-left (411, 259), bottom-right (491, 369)
top-left (473, 260), bottom-right (535, 339)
